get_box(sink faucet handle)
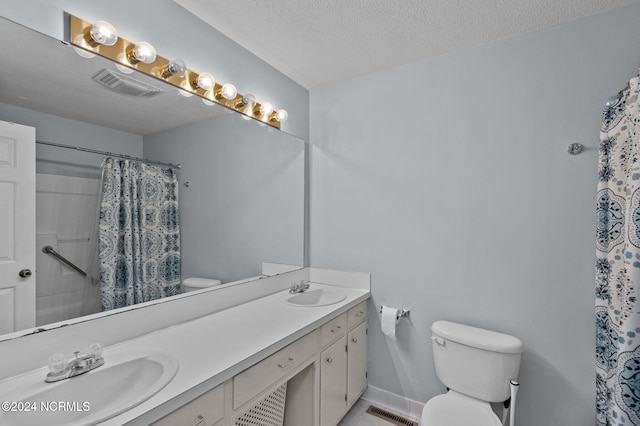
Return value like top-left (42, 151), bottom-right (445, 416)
top-left (47, 353), bottom-right (72, 374)
top-left (85, 343), bottom-right (103, 359)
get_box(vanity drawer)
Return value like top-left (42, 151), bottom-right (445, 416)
top-left (320, 312), bottom-right (347, 348)
top-left (348, 301), bottom-right (367, 329)
top-left (233, 329), bottom-right (319, 409)
top-left (152, 383), bottom-right (224, 426)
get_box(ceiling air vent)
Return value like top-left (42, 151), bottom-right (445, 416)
top-left (92, 68), bottom-right (164, 97)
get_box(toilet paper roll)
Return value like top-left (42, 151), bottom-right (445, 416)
top-left (381, 306), bottom-right (400, 338)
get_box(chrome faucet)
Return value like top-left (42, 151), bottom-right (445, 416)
top-left (289, 280), bottom-right (310, 294)
top-left (45, 343), bottom-right (105, 383)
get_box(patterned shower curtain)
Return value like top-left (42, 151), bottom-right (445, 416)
top-left (98, 158), bottom-right (181, 311)
top-left (596, 71), bottom-right (640, 425)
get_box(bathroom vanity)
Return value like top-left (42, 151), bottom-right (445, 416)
top-left (153, 299), bottom-right (368, 426)
top-left (0, 267), bottom-right (370, 426)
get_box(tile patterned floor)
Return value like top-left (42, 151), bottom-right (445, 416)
top-left (338, 399), bottom-right (421, 426)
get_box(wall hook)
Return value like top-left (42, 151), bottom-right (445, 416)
top-left (567, 143), bottom-right (583, 155)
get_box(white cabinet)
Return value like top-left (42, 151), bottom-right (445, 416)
top-left (152, 383), bottom-right (224, 426)
top-left (152, 299), bottom-right (368, 426)
top-left (233, 329), bottom-right (319, 409)
top-left (320, 336), bottom-right (348, 426)
top-left (347, 321), bottom-right (367, 406)
top-left (320, 301), bottom-right (368, 426)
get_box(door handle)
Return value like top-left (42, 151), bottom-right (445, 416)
top-left (19, 269), bottom-right (32, 278)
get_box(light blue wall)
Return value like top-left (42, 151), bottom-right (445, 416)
top-left (0, 102), bottom-right (142, 178)
top-left (1, 0), bottom-right (309, 141)
top-left (144, 114), bottom-right (305, 282)
top-left (310, 4), bottom-right (640, 425)
top-left (9, 0), bottom-right (640, 423)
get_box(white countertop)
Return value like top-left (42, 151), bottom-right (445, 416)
top-left (99, 282), bottom-right (369, 425)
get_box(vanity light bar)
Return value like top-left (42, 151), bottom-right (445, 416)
top-left (67, 14), bottom-right (286, 129)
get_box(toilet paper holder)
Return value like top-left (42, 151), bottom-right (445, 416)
top-left (380, 305), bottom-right (410, 321)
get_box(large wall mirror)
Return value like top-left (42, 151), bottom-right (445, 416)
top-left (0, 16), bottom-right (305, 340)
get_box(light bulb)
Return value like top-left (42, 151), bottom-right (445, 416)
top-left (131, 42), bottom-right (156, 64)
top-left (202, 99), bottom-right (215, 106)
top-left (220, 83), bottom-right (237, 100)
top-left (178, 89), bottom-right (193, 97)
top-left (166, 59), bottom-right (187, 77)
top-left (275, 109), bottom-right (288, 122)
top-left (196, 72), bottom-right (215, 91)
top-left (259, 102), bottom-right (274, 116)
top-left (90, 21), bottom-right (118, 46)
top-left (242, 94), bottom-right (256, 108)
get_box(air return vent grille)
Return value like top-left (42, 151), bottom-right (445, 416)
top-left (235, 382), bottom-right (287, 426)
top-left (92, 68), bottom-right (164, 97)
top-left (366, 405), bottom-right (419, 426)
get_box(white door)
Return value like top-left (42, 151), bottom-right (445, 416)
top-left (0, 120), bottom-right (35, 334)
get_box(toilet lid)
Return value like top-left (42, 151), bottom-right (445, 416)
top-left (421, 392), bottom-right (502, 426)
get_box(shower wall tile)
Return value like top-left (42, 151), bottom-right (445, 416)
top-left (35, 174), bottom-right (100, 325)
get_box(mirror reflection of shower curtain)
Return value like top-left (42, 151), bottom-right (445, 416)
top-left (595, 70), bottom-right (640, 426)
top-left (98, 157), bottom-right (181, 311)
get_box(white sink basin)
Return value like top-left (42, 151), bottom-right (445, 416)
top-left (280, 287), bottom-right (347, 307)
top-left (0, 351), bottom-right (179, 426)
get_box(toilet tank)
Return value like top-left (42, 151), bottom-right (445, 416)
top-left (431, 321), bottom-right (523, 402)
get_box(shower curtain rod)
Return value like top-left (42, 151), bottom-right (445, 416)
top-left (36, 140), bottom-right (181, 169)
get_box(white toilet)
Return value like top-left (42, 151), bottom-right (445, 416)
top-left (182, 277), bottom-right (222, 293)
top-left (422, 320), bottom-right (524, 426)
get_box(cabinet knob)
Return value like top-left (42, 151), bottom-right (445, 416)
top-left (191, 415), bottom-right (205, 426)
top-left (352, 337), bottom-right (358, 343)
top-left (326, 357), bottom-right (333, 364)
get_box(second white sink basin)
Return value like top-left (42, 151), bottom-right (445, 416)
top-left (0, 351), bottom-right (179, 426)
top-left (280, 287), bottom-right (347, 307)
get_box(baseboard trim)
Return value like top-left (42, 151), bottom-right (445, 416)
top-left (361, 384), bottom-right (424, 421)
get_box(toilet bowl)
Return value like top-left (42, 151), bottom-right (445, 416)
top-left (422, 391), bottom-right (502, 426)
top-left (421, 321), bottom-right (523, 426)
top-left (182, 277), bottom-right (222, 293)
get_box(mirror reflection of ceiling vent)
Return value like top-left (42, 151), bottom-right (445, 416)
top-left (92, 68), bottom-right (164, 97)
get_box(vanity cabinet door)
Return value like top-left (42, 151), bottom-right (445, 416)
top-left (347, 321), bottom-right (367, 406)
top-left (320, 335), bottom-right (348, 426)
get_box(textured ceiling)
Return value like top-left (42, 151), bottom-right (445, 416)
top-left (175, 0), bottom-right (640, 89)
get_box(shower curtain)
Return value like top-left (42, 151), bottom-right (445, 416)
top-left (596, 71), bottom-right (640, 425)
top-left (98, 157), bottom-right (181, 311)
